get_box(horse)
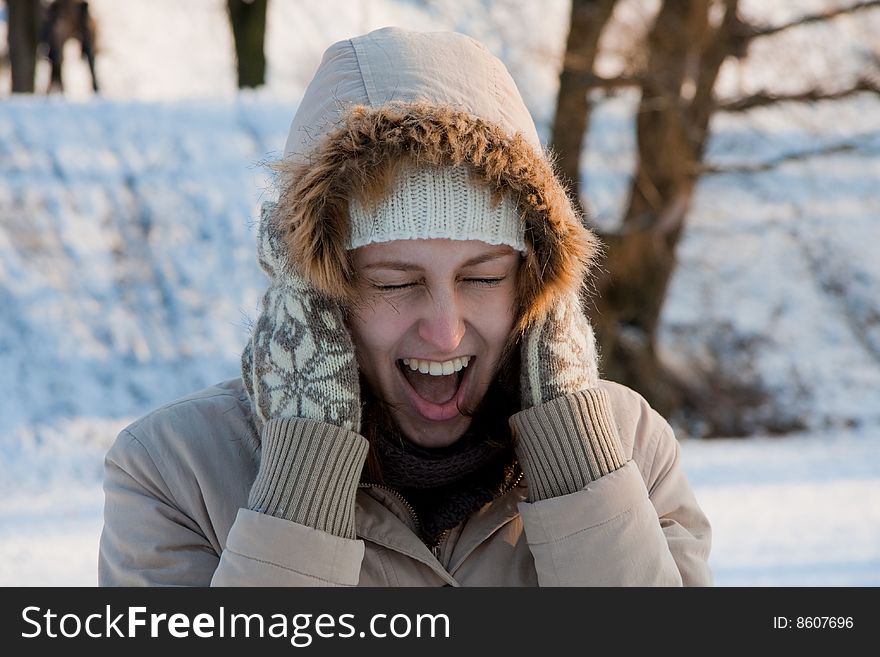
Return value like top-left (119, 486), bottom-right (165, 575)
top-left (40, 0), bottom-right (99, 93)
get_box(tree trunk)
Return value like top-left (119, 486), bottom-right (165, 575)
top-left (7, 0), bottom-right (41, 93)
top-left (589, 0), bottom-right (740, 417)
top-left (549, 0), bottom-right (618, 213)
top-left (227, 0), bottom-right (268, 89)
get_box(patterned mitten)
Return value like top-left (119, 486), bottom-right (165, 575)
top-left (513, 292), bottom-right (624, 501)
top-left (520, 292), bottom-right (599, 408)
top-left (242, 203), bottom-right (361, 431)
top-left (241, 203), bottom-right (367, 538)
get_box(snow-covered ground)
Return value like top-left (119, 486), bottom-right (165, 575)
top-left (1, 0), bottom-right (878, 586)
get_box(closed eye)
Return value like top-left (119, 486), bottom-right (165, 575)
top-left (373, 282), bottom-right (416, 291)
top-left (370, 277), bottom-right (506, 291)
top-left (465, 278), bottom-right (506, 287)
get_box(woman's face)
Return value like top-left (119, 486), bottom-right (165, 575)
top-left (349, 239), bottom-right (520, 448)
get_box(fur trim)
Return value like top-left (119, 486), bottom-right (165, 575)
top-left (272, 101), bottom-right (598, 332)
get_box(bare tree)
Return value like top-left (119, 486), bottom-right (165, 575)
top-left (553, 0), bottom-right (880, 429)
top-left (550, 0), bottom-right (618, 209)
top-left (588, 0), bottom-right (746, 420)
top-left (227, 0), bottom-right (268, 89)
top-left (7, 0), bottom-right (41, 93)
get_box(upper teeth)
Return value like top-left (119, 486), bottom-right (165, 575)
top-left (402, 356), bottom-right (471, 376)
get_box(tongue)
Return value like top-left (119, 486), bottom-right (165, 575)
top-left (403, 369), bottom-right (460, 404)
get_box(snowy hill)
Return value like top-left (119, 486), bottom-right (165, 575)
top-left (1, 97), bottom-right (285, 431)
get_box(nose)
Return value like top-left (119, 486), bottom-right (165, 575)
top-left (417, 290), bottom-right (466, 353)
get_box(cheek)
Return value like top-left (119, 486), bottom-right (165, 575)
top-left (349, 300), bottom-right (411, 365)
top-left (467, 288), bottom-right (518, 348)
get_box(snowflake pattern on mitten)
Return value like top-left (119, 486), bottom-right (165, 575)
top-left (242, 203), bottom-right (361, 432)
top-left (521, 291), bottom-right (600, 408)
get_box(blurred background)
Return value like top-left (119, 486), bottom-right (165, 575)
top-left (1, 0), bottom-right (878, 585)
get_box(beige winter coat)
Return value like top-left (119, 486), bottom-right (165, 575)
top-left (99, 377), bottom-right (711, 586)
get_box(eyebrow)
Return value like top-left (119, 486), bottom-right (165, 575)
top-left (362, 248), bottom-right (517, 272)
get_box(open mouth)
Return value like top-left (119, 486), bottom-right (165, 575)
top-left (397, 356), bottom-right (472, 407)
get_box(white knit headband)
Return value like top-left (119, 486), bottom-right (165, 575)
top-left (347, 165), bottom-right (527, 252)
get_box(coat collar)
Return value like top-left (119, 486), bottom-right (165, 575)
top-left (354, 481), bottom-right (527, 584)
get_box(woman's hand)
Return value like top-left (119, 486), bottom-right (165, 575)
top-left (242, 203), bottom-right (361, 433)
top-left (513, 292), bottom-right (624, 502)
top-left (241, 204), bottom-right (367, 539)
top-left (520, 291), bottom-right (600, 408)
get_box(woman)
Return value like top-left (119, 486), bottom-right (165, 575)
top-left (99, 27), bottom-right (712, 586)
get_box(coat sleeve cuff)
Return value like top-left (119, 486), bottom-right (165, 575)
top-left (248, 417), bottom-right (368, 539)
top-left (511, 388), bottom-right (625, 501)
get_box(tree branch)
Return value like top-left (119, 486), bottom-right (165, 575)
top-left (700, 140), bottom-right (871, 175)
top-left (568, 71), bottom-right (642, 90)
top-left (716, 76), bottom-right (880, 112)
top-left (746, 0), bottom-right (880, 40)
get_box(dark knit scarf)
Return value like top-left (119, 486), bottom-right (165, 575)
top-left (374, 432), bottom-right (520, 546)
top-left (361, 375), bottom-right (522, 547)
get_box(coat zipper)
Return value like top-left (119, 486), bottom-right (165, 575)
top-left (359, 468), bottom-right (525, 561)
top-left (431, 531), bottom-right (449, 560)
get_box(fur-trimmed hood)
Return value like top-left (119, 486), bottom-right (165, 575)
top-left (272, 27), bottom-right (597, 331)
